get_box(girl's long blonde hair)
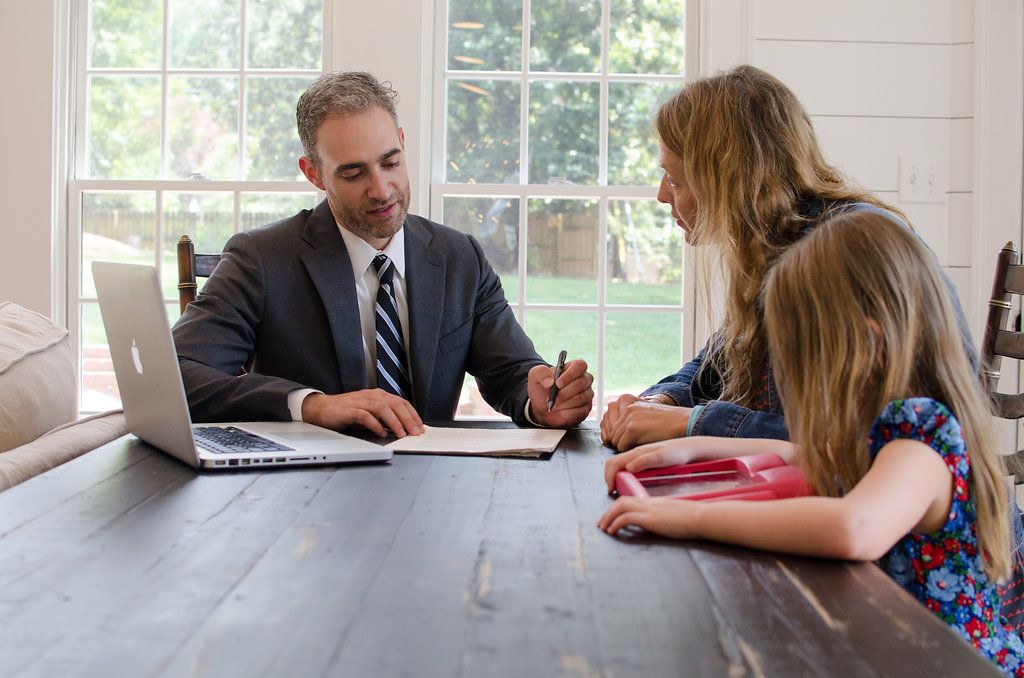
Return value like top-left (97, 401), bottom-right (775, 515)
top-left (763, 212), bottom-right (1009, 581)
top-left (655, 65), bottom-right (904, 405)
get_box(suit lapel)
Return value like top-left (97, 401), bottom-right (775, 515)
top-left (299, 202), bottom-right (368, 390)
top-left (404, 217), bottom-right (445, 410)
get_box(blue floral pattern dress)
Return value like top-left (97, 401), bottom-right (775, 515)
top-left (869, 397), bottom-right (1024, 675)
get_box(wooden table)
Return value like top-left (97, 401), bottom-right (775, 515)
top-left (0, 424), bottom-right (999, 677)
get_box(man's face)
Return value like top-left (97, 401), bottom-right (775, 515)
top-left (299, 107), bottom-right (411, 249)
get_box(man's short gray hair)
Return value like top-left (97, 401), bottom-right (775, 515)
top-left (296, 71), bottom-right (400, 166)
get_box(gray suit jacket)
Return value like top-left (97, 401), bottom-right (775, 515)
top-left (172, 200), bottom-right (545, 425)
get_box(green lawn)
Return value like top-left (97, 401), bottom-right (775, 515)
top-left (499, 273), bottom-right (682, 306)
top-left (81, 246), bottom-right (686, 395)
top-left (496, 274), bottom-right (685, 392)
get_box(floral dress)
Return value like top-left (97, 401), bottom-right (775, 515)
top-left (869, 397), bottom-right (1024, 675)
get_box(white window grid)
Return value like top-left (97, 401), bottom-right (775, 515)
top-left (68, 0), bottom-right (328, 411)
top-left (430, 0), bottom-right (692, 417)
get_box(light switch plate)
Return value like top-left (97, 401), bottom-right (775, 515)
top-left (898, 154), bottom-right (947, 204)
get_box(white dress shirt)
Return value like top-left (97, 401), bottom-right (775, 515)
top-left (287, 224), bottom-right (411, 420)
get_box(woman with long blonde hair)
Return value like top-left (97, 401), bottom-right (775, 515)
top-left (599, 65), bottom-right (971, 451)
top-left (599, 212), bottom-right (1023, 673)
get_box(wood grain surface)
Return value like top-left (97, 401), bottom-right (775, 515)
top-left (0, 424), bottom-right (999, 677)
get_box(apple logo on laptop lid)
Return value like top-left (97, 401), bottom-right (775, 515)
top-left (131, 339), bottom-right (144, 375)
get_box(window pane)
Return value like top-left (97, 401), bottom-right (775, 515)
top-left (89, 0), bottom-right (162, 68)
top-left (447, 0), bottom-right (522, 72)
top-left (241, 193), bottom-right (319, 231)
top-left (530, 0), bottom-right (600, 73)
top-left (161, 192), bottom-right (235, 298)
top-left (82, 192), bottom-right (157, 298)
top-left (446, 80), bottom-right (521, 184)
top-left (609, 0), bottom-right (686, 74)
top-left (444, 196), bottom-right (520, 302)
top-left (168, 76), bottom-right (239, 180)
top-left (81, 302), bottom-right (121, 412)
top-left (88, 76), bottom-right (161, 179)
top-left (524, 309), bottom-right (598, 417)
top-left (458, 374), bottom-right (504, 419)
top-left (607, 199), bottom-right (682, 304)
top-left (248, 0), bottom-right (323, 69)
top-left (169, 0), bottom-right (239, 68)
top-left (604, 312), bottom-right (681, 396)
top-left (527, 198), bottom-right (598, 303)
top-left (245, 77), bottom-right (313, 180)
top-left (608, 82), bottom-right (678, 186)
top-left (528, 81), bottom-right (598, 184)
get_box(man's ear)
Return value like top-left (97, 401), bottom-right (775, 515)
top-left (298, 156), bottom-right (326, 191)
top-left (399, 126), bottom-right (405, 149)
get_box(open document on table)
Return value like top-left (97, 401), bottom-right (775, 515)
top-left (386, 426), bottom-right (566, 458)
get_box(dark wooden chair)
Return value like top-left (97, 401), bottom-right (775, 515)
top-left (176, 234), bottom-right (222, 314)
top-left (981, 242), bottom-right (1024, 417)
top-left (981, 242), bottom-right (1024, 478)
top-left (980, 241), bottom-right (1024, 634)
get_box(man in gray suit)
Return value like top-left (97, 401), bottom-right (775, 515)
top-left (172, 72), bottom-right (594, 437)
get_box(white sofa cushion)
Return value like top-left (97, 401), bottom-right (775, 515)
top-left (0, 302), bottom-right (77, 452)
top-left (0, 411), bottom-right (126, 491)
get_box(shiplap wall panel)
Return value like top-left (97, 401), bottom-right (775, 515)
top-left (950, 0), bottom-right (975, 44)
top-left (874, 191), bottom-right (951, 264)
top-left (813, 116), bottom-right (949, 192)
top-left (703, 1), bottom-right (751, 72)
top-left (948, 193), bottom-right (974, 267)
top-left (755, 42), bottom-right (953, 118)
top-left (755, 0), bottom-right (955, 43)
top-left (950, 43), bottom-right (974, 117)
top-left (949, 118), bottom-right (973, 192)
top-left (704, 0), bottom-right (985, 336)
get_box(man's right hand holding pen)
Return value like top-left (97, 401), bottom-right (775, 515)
top-left (526, 351), bottom-right (595, 428)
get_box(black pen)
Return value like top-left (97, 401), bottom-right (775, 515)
top-left (547, 349), bottom-right (567, 412)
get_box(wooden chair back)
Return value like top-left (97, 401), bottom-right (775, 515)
top-left (981, 241), bottom-right (1024, 420)
top-left (176, 234), bottom-right (223, 314)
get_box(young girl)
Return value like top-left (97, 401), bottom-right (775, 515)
top-left (598, 211), bottom-right (1024, 674)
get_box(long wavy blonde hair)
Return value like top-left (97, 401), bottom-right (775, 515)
top-left (763, 212), bottom-right (1009, 581)
top-left (655, 65), bottom-right (904, 405)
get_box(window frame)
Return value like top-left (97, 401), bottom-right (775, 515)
top-left (68, 0), bottom-right (330, 412)
top-left (429, 0), bottom-right (698, 418)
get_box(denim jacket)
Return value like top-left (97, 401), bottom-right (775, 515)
top-left (640, 201), bottom-right (977, 441)
top-left (641, 338), bottom-right (788, 439)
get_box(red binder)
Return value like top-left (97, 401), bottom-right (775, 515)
top-left (614, 453), bottom-right (812, 502)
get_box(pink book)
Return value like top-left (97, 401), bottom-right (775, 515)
top-left (614, 453), bottom-right (813, 502)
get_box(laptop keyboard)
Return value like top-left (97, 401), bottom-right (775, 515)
top-left (193, 426), bottom-right (294, 455)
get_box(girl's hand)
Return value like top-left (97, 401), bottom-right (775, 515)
top-left (603, 438), bottom-right (703, 494)
top-left (597, 496), bottom-right (701, 538)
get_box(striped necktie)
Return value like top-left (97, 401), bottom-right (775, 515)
top-left (372, 254), bottom-right (411, 400)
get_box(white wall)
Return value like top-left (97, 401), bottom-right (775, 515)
top-left (699, 0), bottom-right (1023, 446)
top-left (0, 1), bottom-right (60, 317)
top-left (330, 1), bottom-right (433, 216)
top-left (704, 0), bottom-right (973, 325)
top-left (701, 0), bottom-right (1023, 344)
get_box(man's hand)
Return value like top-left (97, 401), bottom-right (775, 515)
top-left (600, 396), bottom-right (690, 452)
top-left (527, 359), bottom-right (594, 428)
top-left (300, 390), bottom-right (424, 438)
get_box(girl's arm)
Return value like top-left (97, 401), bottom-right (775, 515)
top-left (603, 436), bottom-right (797, 494)
top-left (599, 439), bottom-right (953, 561)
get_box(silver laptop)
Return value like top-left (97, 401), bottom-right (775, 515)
top-left (92, 261), bottom-right (392, 469)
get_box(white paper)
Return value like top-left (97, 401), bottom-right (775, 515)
top-left (386, 425), bottom-right (566, 457)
